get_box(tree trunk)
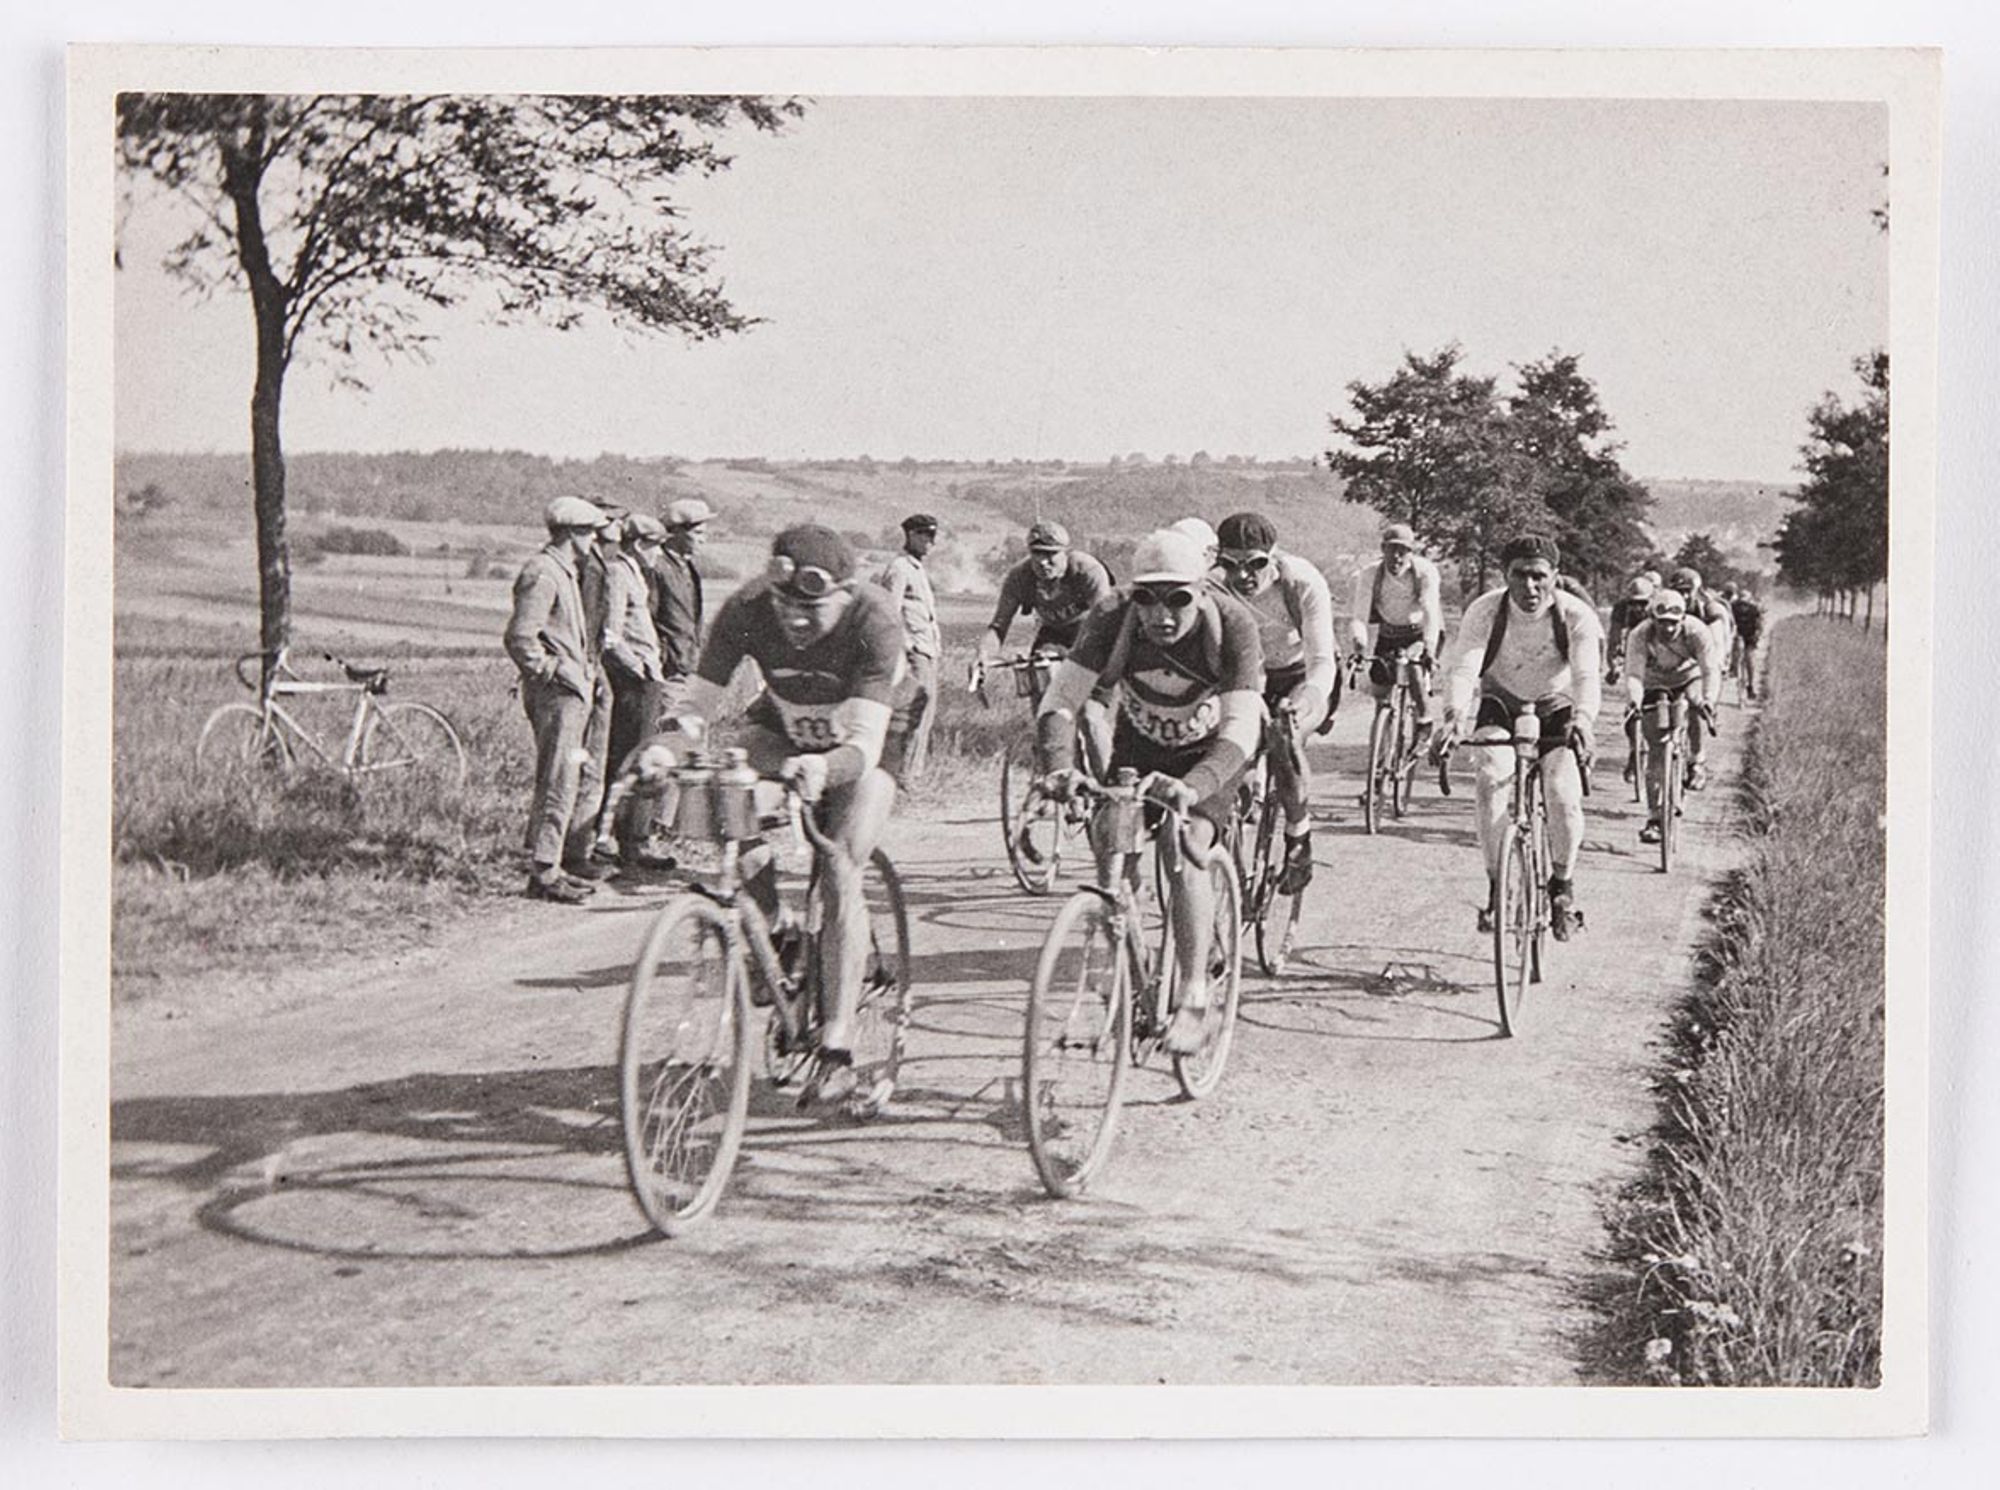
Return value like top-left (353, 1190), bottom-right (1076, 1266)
top-left (223, 110), bottom-right (294, 693)
top-left (1863, 584), bottom-right (1874, 633)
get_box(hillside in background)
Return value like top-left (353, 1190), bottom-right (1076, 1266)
top-left (112, 451), bottom-right (1800, 656)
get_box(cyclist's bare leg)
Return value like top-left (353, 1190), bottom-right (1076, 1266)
top-left (813, 767), bottom-right (897, 1053)
top-left (1468, 724), bottom-right (1515, 887)
top-left (1539, 747), bottom-right (1585, 880)
top-left (1685, 705), bottom-right (1708, 765)
top-left (1271, 736), bottom-right (1310, 832)
top-left (1079, 696), bottom-right (1114, 781)
top-left (1165, 815), bottom-right (1218, 1012)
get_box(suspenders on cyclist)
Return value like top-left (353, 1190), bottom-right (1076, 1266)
top-left (1478, 592), bottom-right (1570, 681)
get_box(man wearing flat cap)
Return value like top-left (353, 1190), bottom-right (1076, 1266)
top-left (877, 513), bottom-right (942, 782)
top-left (504, 496), bottom-right (611, 902)
top-left (650, 495), bottom-right (713, 721)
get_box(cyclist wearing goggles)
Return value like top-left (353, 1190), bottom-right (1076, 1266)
top-left (1624, 587), bottom-right (1725, 840)
top-left (1214, 511), bottom-right (1337, 894)
top-left (1349, 522), bottom-right (1445, 752)
top-left (1035, 527), bottom-right (1265, 1054)
top-left (975, 520), bottom-right (1116, 674)
top-left (669, 524), bottom-right (912, 1104)
top-left (1439, 533), bottom-right (1604, 941)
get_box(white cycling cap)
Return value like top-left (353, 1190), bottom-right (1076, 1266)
top-left (1130, 528), bottom-right (1209, 584)
top-left (1170, 516), bottom-right (1218, 553)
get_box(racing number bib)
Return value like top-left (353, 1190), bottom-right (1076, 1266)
top-left (1121, 691), bottom-right (1222, 749)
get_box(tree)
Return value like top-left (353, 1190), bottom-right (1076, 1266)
top-left (1506, 352), bottom-right (1653, 597)
top-left (117, 92), bottom-right (802, 681)
top-left (1325, 344), bottom-right (1544, 590)
top-left (1775, 350), bottom-right (1889, 627)
top-left (1670, 533), bottom-right (1748, 592)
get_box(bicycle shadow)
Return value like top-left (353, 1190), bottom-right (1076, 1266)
top-left (1238, 946), bottom-right (1502, 1043)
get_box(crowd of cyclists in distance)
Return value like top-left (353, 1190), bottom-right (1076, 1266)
top-left (505, 492), bottom-right (1766, 1106)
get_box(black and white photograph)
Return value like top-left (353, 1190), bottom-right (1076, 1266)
top-left (55, 42), bottom-right (1940, 1441)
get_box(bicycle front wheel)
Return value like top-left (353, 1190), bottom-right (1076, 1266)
top-left (357, 701), bottom-right (469, 790)
top-left (1248, 799), bottom-right (1302, 978)
top-left (846, 848), bottom-right (914, 1117)
top-left (1000, 733), bottom-right (1061, 895)
top-left (1389, 698), bottom-right (1416, 819)
top-left (1660, 740), bottom-right (1681, 874)
top-left (1023, 890), bottom-right (1133, 1197)
top-left (620, 897), bottom-right (754, 1236)
top-left (1493, 825), bottom-right (1534, 1037)
top-left (1363, 706), bottom-right (1391, 835)
top-left (195, 702), bottom-right (291, 776)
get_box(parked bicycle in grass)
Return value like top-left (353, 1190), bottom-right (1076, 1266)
top-left (1021, 769), bottom-right (1243, 1197)
top-left (619, 749), bottom-right (912, 1236)
top-left (195, 645), bottom-right (467, 790)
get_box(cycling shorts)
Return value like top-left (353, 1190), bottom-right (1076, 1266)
top-left (1474, 691), bottom-right (1574, 757)
top-left (1262, 661), bottom-right (1306, 714)
top-left (1110, 717), bottom-right (1244, 833)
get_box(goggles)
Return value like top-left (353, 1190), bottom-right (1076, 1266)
top-left (1133, 584), bottom-right (1198, 613)
top-left (768, 554), bottom-right (846, 601)
top-left (1216, 550), bottom-right (1273, 578)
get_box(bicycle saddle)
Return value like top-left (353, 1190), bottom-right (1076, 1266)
top-left (342, 663), bottom-right (391, 693)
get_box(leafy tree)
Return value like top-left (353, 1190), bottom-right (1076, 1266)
top-left (1775, 351), bottom-right (1889, 626)
top-left (1325, 344), bottom-right (1544, 591)
top-left (1669, 532), bottom-right (1751, 592)
top-left (1505, 352), bottom-right (1653, 596)
top-left (116, 92), bottom-right (801, 681)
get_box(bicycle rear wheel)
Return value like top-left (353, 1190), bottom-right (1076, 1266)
top-left (1023, 890), bottom-right (1133, 1197)
top-left (846, 848), bottom-right (914, 1117)
top-left (1493, 825), bottom-right (1534, 1037)
top-left (195, 702), bottom-right (291, 776)
top-left (1659, 739), bottom-right (1680, 874)
top-left (1248, 797), bottom-right (1301, 977)
top-left (1171, 851), bottom-right (1244, 1099)
top-left (620, 897), bottom-right (754, 1236)
top-left (1363, 706), bottom-right (1392, 835)
top-left (1000, 733), bottom-right (1062, 895)
top-left (1389, 697), bottom-right (1415, 819)
top-left (357, 700), bottom-right (469, 790)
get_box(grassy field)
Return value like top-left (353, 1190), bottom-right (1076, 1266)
top-left (1597, 617), bottom-right (1885, 1386)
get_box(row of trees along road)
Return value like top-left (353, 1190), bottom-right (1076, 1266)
top-left (116, 93), bottom-right (803, 688)
top-left (1775, 350), bottom-right (1890, 631)
top-left (1324, 344), bottom-right (1654, 601)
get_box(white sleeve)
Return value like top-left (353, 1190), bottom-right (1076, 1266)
top-left (1443, 592), bottom-right (1496, 722)
top-left (832, 696), bottom-right (893, 771)
top-left (1036, 656), bottom-right (1097, 724)
top-left (1293, 561), bottom-right (1338, 696)
top-left (1347, 564), bottom-right (1373, 651)
top-left (1217, 689), bottom-right (1264, 759)
top-left (1567, 597), bottom-right (1603, 722)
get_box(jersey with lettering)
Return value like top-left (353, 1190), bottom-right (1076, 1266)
top-left (697, 581), bottom-right (907, 753)
top-left (1068, 589), bottom-right (1264, 750)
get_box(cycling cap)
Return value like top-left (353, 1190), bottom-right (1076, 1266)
top-left (902, 512), bottom-right (939, 534)
top-left (771, 523), bottom-right (856, 583)
top-left (1380, 522), bottom-right (1417, 549)
top-left (1130, 528), bottom-right (1209, 584)
top-left (1649, 589), bottom-right (1688, 618)
top-left (622, 512), bottom-right (667, 544)
top-left (1027, 520), bottom-right (1072, 551)
top-left (1216, 511), bottom-right (1279, 552)
top-left (1624, 576), bottom-right (1656, 601)
top-left (544, 495), bottom-right (608, 532)
top-left (1670, 565), bottom-right (1703, 591)
top-left (1499, 533), bottom-right (1561, 568)
top-left (1170, 516), bottom-right (1219, 552)
top-left (664, 496), bottom-right (715, 528)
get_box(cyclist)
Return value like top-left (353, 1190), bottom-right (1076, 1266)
top-left (1349, 522), bottom-right (1445, 756)
top-left (1723, 583), bottom-right (1767, 701)
top-left (1171, 516), bottom-right (1220, 572)
top-left (1623, 586), bottom-right (1725, 840)
top-left (1437, 533), bottom-right (1604, 941)
top-left (1668, 564), bottom-right (1735, 660)
top-left (1606, 575), bottom-right (1654, 674)
top-left (657, 524), bottom-right (911, 1105)
top-left (1035, 527), bottom-right (1265, 1054)
top-left (1214, 511), bottom-right (1336, 893)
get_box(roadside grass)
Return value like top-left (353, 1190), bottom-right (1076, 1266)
top-left (1594, 617), bottom-right (1885, 1386)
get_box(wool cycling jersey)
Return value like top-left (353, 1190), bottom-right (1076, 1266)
top-left (1625, 616), bottom-right (1725, 701)
top-left (1445, 586), bottom-right (1604, 725)
top-left (1351, 554), bottom-right (1443, 648)
top-left (697, 580), bottom-right (910, 783)
top-left (1730, 597), bottom-right (1766, 645)
top-left (1238, 550), bottom-right (1338, 696)
top-left (1038, 588), bottom-right (1264, 806)
top-left (988, 552), bottom-right (1115, 652)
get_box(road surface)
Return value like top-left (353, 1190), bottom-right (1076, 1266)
top-left (108, 694), bottom-right (1748, 1387)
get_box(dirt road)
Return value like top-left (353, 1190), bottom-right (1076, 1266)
top-left (109, 697), bottom-right (1748, 1387)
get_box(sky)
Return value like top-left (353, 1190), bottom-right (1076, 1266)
top-left (113, 95), bottom-right (1888, 483)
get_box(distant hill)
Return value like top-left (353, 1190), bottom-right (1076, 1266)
top-left (1642, 478), bottom-right (1797, 579)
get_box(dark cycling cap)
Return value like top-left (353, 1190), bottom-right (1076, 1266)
top-left (1216, 511), bottom-right (1278, 552)
top-left (1670, 566), bottom-right (1703, 591)
top-left (771, 523), bottom-right (856, 583)
top-left (1027, 520), bottom-right (1071, 551)
top-left (1499, 533), bottom-right (1561, 568)
top-left (902, 512), bottom-right (938, 534)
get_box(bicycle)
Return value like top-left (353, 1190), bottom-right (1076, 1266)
top-left (1233, 701), bottom-right (1306, 977)
top-left (1021, 770), bottom-right (1243, 1198)
top-left (195, 646), bottom-right (468, 790)
top-left (1636, 692), bottom-right (1712, 875)
top-left (1440, 714), bottom-right (1589, 1039)
top-left (1359, 645), bottom-right (1432, 834)
top-left (985, 650), bottom-right (1098, 895)
top-left (618, 749), bottom-right (913, 1236)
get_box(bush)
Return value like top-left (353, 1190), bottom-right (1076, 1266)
top-left (309, 525), bottom-right (410, 558)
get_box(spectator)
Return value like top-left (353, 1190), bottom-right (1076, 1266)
top-left (503, 496), bottom-right (608, 903)
top-left (591, 512), bottom-right (676, 869)
top-left (568, 509), bottom-right (626, 878)
top-left (652, 496), bottom-right (713, 718)
top-left (878, 513), bottom-right (941, 782)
